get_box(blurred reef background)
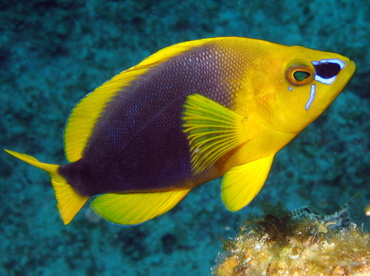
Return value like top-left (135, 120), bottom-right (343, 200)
top-left (1, 0), bottom-right (369, 275)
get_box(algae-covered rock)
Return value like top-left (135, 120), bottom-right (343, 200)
top-left (213, 203), bottom-right (370, 275)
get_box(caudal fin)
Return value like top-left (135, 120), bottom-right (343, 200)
top-left (4, 149), bottom-right (89, 224)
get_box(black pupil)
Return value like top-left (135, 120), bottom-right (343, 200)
top-left (314, 62), bottom-right (341, 79)
top-left (294, 71), bottom-right (310, 81)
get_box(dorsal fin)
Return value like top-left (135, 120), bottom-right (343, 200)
top-left (64, 38), bottom-right (220, 162)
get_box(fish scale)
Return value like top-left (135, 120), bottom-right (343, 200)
top-left (4, 37), bottom-right (355, 225)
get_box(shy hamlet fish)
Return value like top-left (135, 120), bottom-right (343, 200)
top-left (5, 37), bottom-right (356, 225)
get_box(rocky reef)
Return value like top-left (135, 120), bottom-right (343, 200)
top-left (213, 203), bottom-right (370, 275)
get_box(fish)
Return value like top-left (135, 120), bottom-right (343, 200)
top-left (291, 204), bottom-right (351, 230)
top-left (4, 37), bottom-right (356, 225)
top-left (291, 193), bottom-right (370, 230)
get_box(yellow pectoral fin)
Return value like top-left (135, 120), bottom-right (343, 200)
top-left (90, 189), bottom-right (191, 225)
top-left (221, 155), bottom-right (275, 212)
top-left (183, 94), bottom-right (256, 174)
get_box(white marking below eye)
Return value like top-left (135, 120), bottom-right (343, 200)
top-left (305, 84), bottom-right (316, 110)
top-left (314, 75), bottom-right (337, 85)
top-left (311, 58), bottom-right (345, 85)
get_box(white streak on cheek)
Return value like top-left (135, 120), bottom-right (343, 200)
top-left (305, 84), bottom-right (316, 110)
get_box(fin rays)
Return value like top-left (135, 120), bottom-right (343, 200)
top-left (222, 155), bottom-right (275, 212)
top-left (4, 149), bottom-right (89, 224)
top-left (183, 94), bottom-right (249, 174)
top-left (91, 189), bottom-right (191, 225)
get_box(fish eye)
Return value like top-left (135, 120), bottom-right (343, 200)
top-left (286, 65), bottom-right (314, 86)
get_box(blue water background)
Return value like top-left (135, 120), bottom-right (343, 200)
top-left (1, 1), bottom-right (369, 275)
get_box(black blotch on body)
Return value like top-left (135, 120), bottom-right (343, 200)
top-left (59, 43), bottom-right (236, 195)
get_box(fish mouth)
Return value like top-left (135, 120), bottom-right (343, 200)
top-left (326, 58), bottom-right (356, 93)
top-left (311, 58), bottom-right (356, 86)
top-left (349, 60), bottom-right (356, 74)
top-left (344, 59), bottom-right (356, 78)
top-left (340, 59), bottom-right (356, 86)
top-left (344, 59), bottom-right (356, 73)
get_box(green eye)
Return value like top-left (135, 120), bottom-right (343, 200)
top-left (293, 71), bottom-right (311, 81)
top-left (286, 65), bottom-right (315, 86)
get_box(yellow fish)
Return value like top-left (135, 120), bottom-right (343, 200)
top-left (5, 37), bottom-right (356, 225)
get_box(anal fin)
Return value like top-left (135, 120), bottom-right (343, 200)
top-left (221, 155), bottom-right (275, 212)
top-left (90, 189), bottom-right (191, 225)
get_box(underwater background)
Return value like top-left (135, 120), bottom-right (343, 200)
top-left (1, 0), bottom-right (369, 275)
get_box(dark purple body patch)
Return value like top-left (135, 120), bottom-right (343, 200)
top-left (59, 43), bottom-right (236, 196)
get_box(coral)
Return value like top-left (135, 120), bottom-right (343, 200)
top-left (213, 203), bottom-right (370, 275)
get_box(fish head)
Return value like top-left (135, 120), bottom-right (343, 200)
top-left (256, 45), bottom-right (356, 134)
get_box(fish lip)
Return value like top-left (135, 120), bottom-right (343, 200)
top-left (350, 60), bottom-right (356, 72)
top-left (346, 59), bottom-right (356, 75)
top-left (342, 59), bottom-right (356, 84)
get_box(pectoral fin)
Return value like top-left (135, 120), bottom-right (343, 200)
top-left (221, 155), bottom-right (275, 212)
top-left (182, 94), bottom-right (256, 174)
top-left (91, 189), bottom-right (191, 225)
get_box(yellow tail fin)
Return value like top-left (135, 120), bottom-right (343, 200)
top-left (4, 149), bottom-right (89, 224)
